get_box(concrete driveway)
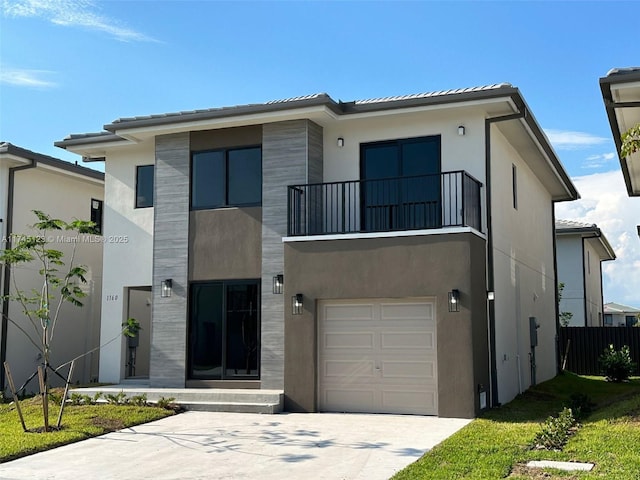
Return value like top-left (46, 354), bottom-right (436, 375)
top-left (0, 412), bottom-right (470, 480)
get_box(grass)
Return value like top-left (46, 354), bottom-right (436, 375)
top-left (393, 372), bottom-right (640, 480)
top-left (0, 393), bottom-right (175, 463)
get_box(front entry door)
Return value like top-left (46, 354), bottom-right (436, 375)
top-left (188, 281), bottom-right (260, 380)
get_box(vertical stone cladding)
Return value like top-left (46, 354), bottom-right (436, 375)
top-left (150, 132), bottom-right (190, 387)
top-left (260, 120), bottom-right (323, 389)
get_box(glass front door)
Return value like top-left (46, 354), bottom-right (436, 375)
top-left (188, 281), bottom-right (260, 380)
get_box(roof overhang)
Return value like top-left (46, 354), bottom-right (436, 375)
top-left (556, 225), bottom-right (616, 261)
top-left (0, 143), bottom-right (104, 184)
top-left (54, 86), bottom-right (576, 201)
top-left (600, 68), bottom-right (640, 196)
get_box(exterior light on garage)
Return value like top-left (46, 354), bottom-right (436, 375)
top-left (292, 293), bottom-right (304, 315)
top-left (487, 291), bottom-right (495, 301)
top-left (273, 274), bottom-right (284, 294)
top-left (161, 279), bottom-right (172, 298)
top-left (448, 289), bottom-right (460, 312)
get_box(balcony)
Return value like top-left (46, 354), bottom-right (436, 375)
top-left (287, 171), bottom-right (482, 237)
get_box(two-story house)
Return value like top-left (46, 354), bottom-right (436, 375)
top-left (555, 220), bottom-right (615, 326)
top-left (56, 84), bottom-right (577, 418)
top-left (0, 143), bottom-right (104, 393)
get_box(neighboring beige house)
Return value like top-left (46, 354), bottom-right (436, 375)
top-left (56, 84), bottom-right (577, 418)
top-left (603, 302), bottom-right (640, 327)
top-left (0, 143), bottom-right (104, 393)
top-left (600, 67), bottom-right (640, 197)
top-left (555, 220), bottom-right (615, 327)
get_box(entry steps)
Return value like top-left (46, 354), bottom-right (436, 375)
top-left (70, 384), bottom-right (284, 414)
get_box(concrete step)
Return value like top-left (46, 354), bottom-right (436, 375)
top-left (70, 385), bottom-right (284, 414)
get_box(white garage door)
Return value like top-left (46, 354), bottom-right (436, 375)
top-left (319, 298), bottom-right (437, 415)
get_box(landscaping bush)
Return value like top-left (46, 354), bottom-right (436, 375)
top-left (566, 392), bottom-right (594, 420)
top-left (533, 407), bottom-right (577, 451)
top-left (599, 344), bottom-right (635, 382)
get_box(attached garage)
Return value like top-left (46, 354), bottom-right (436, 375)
top-left (318, 298), bottom-right (437, 415)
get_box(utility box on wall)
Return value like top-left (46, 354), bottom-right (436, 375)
top-left (529, 316), bottom-right (539, 348)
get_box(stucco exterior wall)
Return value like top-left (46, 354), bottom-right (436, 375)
top-left (7, 167), bottom-right (103, 391)
top-left (98, 141), bottom-right (155, 383)
top-left (283, 232), bottom-right (488, 419)
top-left (556, 236), bottom-right (586, 326)
top-left (490, 125), bottom-right (557, 405)
top-left (584, 239), bottom-right (604, 326)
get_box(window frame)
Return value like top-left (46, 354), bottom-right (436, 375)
top-left (90, 198), bottom-right (103, 235)
top-left (512, 164), bottom-right (518, 210)
top-left (135, 164), bottom-right (155, 209)
top-left (190, 145), bottom-right (262, 211)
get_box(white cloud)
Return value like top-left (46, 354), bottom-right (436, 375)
top-left (556, 169), bottom-right (640, 307)
top-left (583, 152), bottom-right (617, 169)
top-left (544, 129), bottom-right (609, 150)
top-left (2, 0), bottom-right (158, 42)
top-left (0, 67), bottom-right (57, 88)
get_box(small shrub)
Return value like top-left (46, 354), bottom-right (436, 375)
top-left (92, 392), bottom-right (103, 403)
top-left (599, 344), bottom-right (636, 382)
top-left (69, 393), bottom-right (84, 405)
top-left (566, 393), bottom-right (594, 420)
top-left (129, 394), bottom-right (148, 407)
top-left (104, 391), bottom-right (128, 405)
top-left (533, 407), bottom-right (577, 451)
top-left (156, 396), bottom-right (176, 410)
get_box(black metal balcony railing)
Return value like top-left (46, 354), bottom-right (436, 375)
top-left (287, 171), bottom-right (482, 237)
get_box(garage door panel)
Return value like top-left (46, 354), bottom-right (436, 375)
top-left (381, 303), bottom-right (433, 321)
top-left (381, 360), bottom-right (436, 380)
top-left (324, 304), bottom-right (374, 321)
top-left (324, 388), bottom-right (375, 411)
top-left (381, 331), bottom-right (435, 349)
top-left (323, 332), bottom-right (374, 349)
top-left (324, 360), bottom-right (375, 378)
top-left (382, 390), bottom-right (437, 414)
top-left (319, 298), bottom-right (438, 416)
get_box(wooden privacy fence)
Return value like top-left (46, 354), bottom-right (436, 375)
top-left (558, 327), bottom-right (640, 376)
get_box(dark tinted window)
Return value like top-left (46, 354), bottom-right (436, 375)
top-left (136, 165), bottom-right (154, 208)
top-left (191, 146), bottom-right (261, 209)
top-left (90, 198), bottom-right (103, 234)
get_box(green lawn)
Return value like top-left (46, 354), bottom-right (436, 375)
top-left (393, 373), bottom-right (640, 480)
top-left (0, 395), bottom-right (175, 463)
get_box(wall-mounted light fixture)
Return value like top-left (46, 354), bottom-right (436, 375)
top-left (292, 294), bottom-right (303, 315)
top-left (458, 125), bottom-right (466, 136)
top-left (273, 274), bottom-right (284, 294)
top-left (448, 289), bottom-right (460, 312)
top-left (161, 279), bottom-right (173, 298)
top-left (337, 137), bottom-right (344, 148)
top-left (487, 291), bottom-right (495, 301)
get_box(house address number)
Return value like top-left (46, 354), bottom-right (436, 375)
top-left (106, 295), bottom-right (119, 301)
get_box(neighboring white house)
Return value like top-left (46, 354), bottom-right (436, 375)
top-left (0, 143), bottom-right (104, 393)
top-left (56, 84), bottom-right (577, 418)
top-left (603, 302), bottom-right (640, 327)
top-left (555, 220), bottom-right (616, 327)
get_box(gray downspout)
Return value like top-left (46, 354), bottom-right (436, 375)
top-left (1, 160), bottom-right (36, 391)
top-left (581, 238), bottom-right (588, 327)
top-left (485, 109), bottom-right (526, 408)
top-left (552, 208), bottom-right (561, 374)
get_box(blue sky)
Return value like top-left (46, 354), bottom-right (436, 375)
top-left (1, 0), bottom-right (639, 306)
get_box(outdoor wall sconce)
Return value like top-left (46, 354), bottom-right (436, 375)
top-left (273, 274), bottom-right (284, 294)
top-left (448, 289), bottom-right (460, 312)
top-left (337, 137), bottom-right (344, 148)
top-left (487, 291), bottom-right (495, 301)
top-left (161, 279), bottom-right (173, 298)
top-left (292, 294), bottom-right (304, 315)
top-left (458, 125), bottom-right (466, 136)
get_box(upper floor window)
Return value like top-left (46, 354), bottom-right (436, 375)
top-left (136, 165), bottom-right (154, 208)
top-left (90, 198), bottom-right (103, 235)
top-left (191, 146), bottom-right (261, 210)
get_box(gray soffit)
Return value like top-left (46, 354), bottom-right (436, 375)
top-left (599, 67), bottom-right (640, 197)
top-left (0, 142), bottom-right (104, 181)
